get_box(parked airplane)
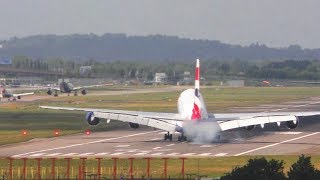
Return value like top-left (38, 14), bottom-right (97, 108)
top-left (47, 81), bottom-right (109, 97)
top-left (40, 59), bottom-right (320, 142)
top-left (0, 88), bottom-right (34, 101)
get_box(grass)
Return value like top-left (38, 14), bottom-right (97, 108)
top-left (0, 155), bottom-right (320, 178)
top-left (1, 86), bottom-right (320, 178)
top-left (1, 86), bottom-right (320, 146)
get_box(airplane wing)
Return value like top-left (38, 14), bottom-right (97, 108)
top-left (214, 111), bottom-right (320, 131)
top-left (49, 87), bottom-right (60, 91)
top-left (73, 83), bottom-right (113, 91)
top-left (40, 106), bottom-right (181, 132)
top-left (12, 92), bottom-right (34, 97)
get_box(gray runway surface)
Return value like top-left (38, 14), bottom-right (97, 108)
top-left (1, 96), bottom-right (320, 158)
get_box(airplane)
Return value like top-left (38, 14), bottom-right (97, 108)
top-left (40, 59), bottom-right (320, 142)
top-left (0, 88), bottom-right (34, 101)
top-left (47, 80), bottom-right (110, 97)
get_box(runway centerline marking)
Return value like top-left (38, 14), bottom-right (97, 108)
top-left (13, 130), bottom-right (162, 157)
top-left (234, 132), bottom-right (320, 156)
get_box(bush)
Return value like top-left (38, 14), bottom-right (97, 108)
top-left (220, 157), bottom-right (286, 180)
top-left (288, 154), bottom-right (320, 180)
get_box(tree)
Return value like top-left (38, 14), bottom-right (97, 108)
top-left (220, 157), bottom-right (287, 180)
top-left (288, 154), bottom-right (320, 180)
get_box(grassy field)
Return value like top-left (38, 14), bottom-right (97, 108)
top-left (1, 86), bottom-right (320, 178)
top-left (1, 86), bottom-right (320, 145)
top-left (0, 155), bottom-right (320, 179)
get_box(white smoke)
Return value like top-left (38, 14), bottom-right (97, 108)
top-left (183, 121), bottom-right (221, 143)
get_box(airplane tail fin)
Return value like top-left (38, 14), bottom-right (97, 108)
top-left (191, 59), bottom-right (202, 120)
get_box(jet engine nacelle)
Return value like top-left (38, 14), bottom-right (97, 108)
top-left (286, 117), bottom-right (299, 129)
top-left (245, 125), bottom-right (256, 131)
top-left (128, 122), bottom-right (140, 129)
top-left (47, 89), bottom-right (52, 95)
top-left (85, 112), bottom-right (100, 125)
top-left (81, 89), bottom-right (87, 95)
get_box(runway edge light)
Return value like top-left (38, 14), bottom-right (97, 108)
top-left (54, 129), bottom-right (60, 136)
top-left (21, 130), bottom-right (27, 136)
top-left (85, 130), bottom-right (91, 135)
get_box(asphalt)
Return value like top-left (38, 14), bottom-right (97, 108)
top-left (1, 95), bottom-right (320, 158)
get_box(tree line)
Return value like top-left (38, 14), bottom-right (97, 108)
top-left (220, 155), bottom-right (320, 180)
top-left (6, 56), bottom-right (320, 81)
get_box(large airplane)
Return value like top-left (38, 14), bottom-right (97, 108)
top-left (0, 88), bottom-right (34, 101)
top-left (47, 80), bottom-right (110, 97)
top-left (40, 59), bottom-right (320, 142)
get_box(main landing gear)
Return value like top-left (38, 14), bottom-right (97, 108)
top-left (164, 132), bottom-right (187, 142)
top-left (178, 135), bottom-right (187, 142)
top-left (164, 132), bottom-right (173, 141)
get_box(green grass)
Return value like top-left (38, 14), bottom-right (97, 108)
top-left (1, 86), bottom-right (320, 146)
top-left (0, 155), bottom-right (320, 179)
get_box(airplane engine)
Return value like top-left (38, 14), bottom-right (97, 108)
top-left (286, 117), bottom-right (299, 129)
top-left (17, 96), bottom-right (21, 99)
top-left (85, 112), bottom-right (100, 125)
top-left (47, 89), bottom-right (52, 95)
top-left (81, 89), bottom-right (87, 95)
top-left (128, 122), bottom-right (140, 129)
top-left (244, 125), bottom-right (256, 131)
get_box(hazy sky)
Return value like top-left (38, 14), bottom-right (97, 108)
top-left (0, 0), bottom-right (319, 48)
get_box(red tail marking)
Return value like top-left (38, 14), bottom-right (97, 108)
top-left (195, 67), bottom-right (200, 80)
top-left (191, 103), bottom-right (201, 120)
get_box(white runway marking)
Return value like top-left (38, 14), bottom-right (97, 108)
top-left (115, 145), bottom-right (130, 148)
top-left (277, 132), bottom-right (303, 135)
top-left (199, 153), bottom-right (211, 156)
top-left (134, 152), bottom-right (148, 156)
top-left (151, 152), bottom-right (163, 156)
top-left (46, 153), bottom-right (62, 156)
top-left (150, 138), bottom-right (162, 141)
top-left (167, 153), bottom-right (180, 156)
top-left (200, 145), bottom-right (213, 148)
top-left (77, 153), bottom-right (94, 156)
top-left (13, 130), bottom-right (162, 157)
top-left (110, 152), bottom-right (125, 156)
top-left (127, 149), bottom-right (139, 153)
top-left (63, 153), bottom-right (78, 156)
top-left (166, 144), bottom-right (175, 147)
top-left (152, 147), bottom-right (161, 150)
top-left (29, 153), bottom-right (46, 157)
top-left (181, 153), bottom-right (195, 156)
top-left (234, 132), bottom-right (320, 156)
top-left (214, 153), bottom-right (228, 157)
top-left (154, 149), bottom-right (173, 152)
top-left (94, 152), bottom-right (109, 156)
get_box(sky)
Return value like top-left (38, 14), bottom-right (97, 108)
top-left (0, 0), bottom-right (319, 48)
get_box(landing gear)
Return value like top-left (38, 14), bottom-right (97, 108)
top-left (54, 90), bottom-right (58, 97)
top-left (178, 136), bottom-right (187, 142)
top-left (164, 132), bottom-right (172, 141)
top-left (13, 97), bottom-right (16, 101)
top-left (74, 91), bottom-right (78, 96)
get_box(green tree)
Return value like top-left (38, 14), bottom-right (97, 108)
top-left (288, 155), bottom-right (320, 180)
top-left (220, 157), bottom-right (287, 180)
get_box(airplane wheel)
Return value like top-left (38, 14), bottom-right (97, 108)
top-left (54, 94), bottom-right (58, 97)
top-left (169, 134), bottom-right (173, 141)
top-left (164, 134), bottom-right (168, 140)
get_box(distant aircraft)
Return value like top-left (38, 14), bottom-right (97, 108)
top-left (47, 80), bottom-right (110, 97)
top-left (0, 88), bottom-right (34, 101)
top-left (41, 59), bottom-right (320, 142)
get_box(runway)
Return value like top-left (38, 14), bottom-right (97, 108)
top-left (1, 95), bottom-right (320, 158)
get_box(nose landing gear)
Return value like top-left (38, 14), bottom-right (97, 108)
top-left (164, 132), bottom-right (173, 141)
